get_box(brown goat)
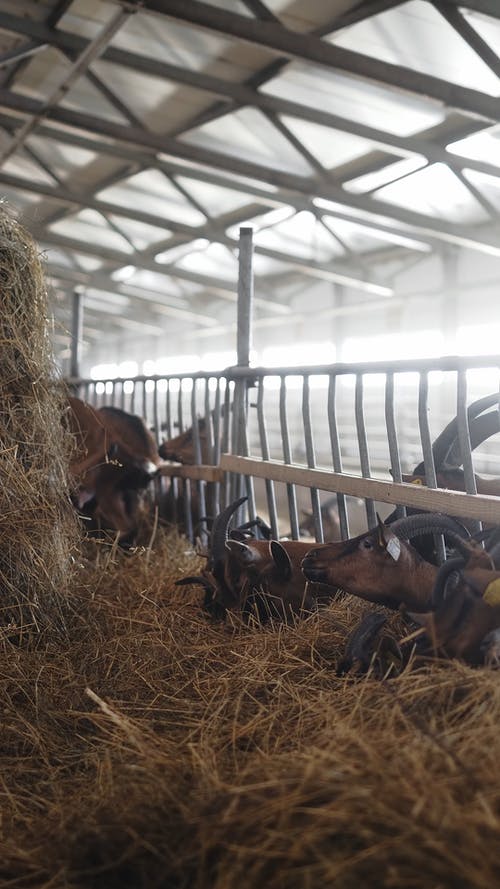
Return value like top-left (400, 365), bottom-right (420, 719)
top-left (302, 515), bottom-right (500, 663)
top-left (66, 397), bottom-right (163, 544)
top-left (179, 497), bottom-right (337, 622)
top-left (301, 521), bottom-right (438, 612)
top-left (412, 583), bottom-right (500, 662)
top-left (222, 538), bottom-right (324, 621)
top-left (158, 418), bottom-right (210, 464)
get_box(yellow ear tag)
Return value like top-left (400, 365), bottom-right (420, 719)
top-left (483, 578), bottom-right (500, 607)
top-left (410, 478), bottom-right (423, 485)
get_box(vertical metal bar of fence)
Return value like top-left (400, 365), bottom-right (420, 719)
top-left (212, 378), bottom-right (222, 515)
top-left (355, 373), bottom-right (376, 528)
top-left (456, 370), bottom-right (481, 536)
top-left (230, 227), bottom-right (254, 524)
top-left (302, 374), bottom-right (324, 541)
top-left (191, 377), bottom-right (208, 542)
top-left (327, 374), bottom-right (349, 538)
top-left (178, 380), bottom-right (193, 541)
top-left (222, 382), bottom-right (232, 507)
top-left (256, 376), bottom-right (279, 538)
top-left (418, 371), bottom-right (446, 563)
top-left (279, 375), bottom-right (300, 538)
top-left (385, 372), bottom-right (405, 520)
top-left (153, 379), bottom-right (160, 446)
top-left (165, 384), bottom-right (172, 438)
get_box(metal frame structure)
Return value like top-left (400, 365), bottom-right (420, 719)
top-left (0, 1), bottom-right (500, 368)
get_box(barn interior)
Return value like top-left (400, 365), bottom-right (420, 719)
top-left (1, 1), bottom-right (500, 886)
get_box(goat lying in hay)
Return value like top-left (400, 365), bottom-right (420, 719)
top-left (302, 513), bottom-right (500, 665)
top-left (177, 497), bottom-right (338, 623)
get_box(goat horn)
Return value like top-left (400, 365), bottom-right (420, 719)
top-left (388, 513), bottom-right (471, 557)
top-left (210, 495), bottom-right (248, 574)
top-left (444, 410), bottom-right (500, 468)
top-left (413, 392), bottom-right (500, 474)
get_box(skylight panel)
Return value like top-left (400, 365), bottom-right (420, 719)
top-left (155, 240), bottom-right (210, 265)
top-left (26, 136), bottom-right (99, 181)
top-left (58, 0), bottom-right (116, 40)
top-left (447, 126), bottom-right (500, 167)
top-left (462, 169), bottom-right (500, 214)
top-left (173, 243), bottom-right (238, 281)
top-left (344, 156), bottom-right (427, 194)
top-left (280, 118), bottom-right (377, 170)
top-left (461, 9), bottom-right (500, 60)
top-left (180, 107), bottom-right (315, 176)
top-left (374, 163), bottom-right (490, 224)
top-left (107, 216), bottom-right (172, 251)
top-left (322, 216), bottom-right (429, 253)
top-left (97, 170), bottom-right (207, 227)
top-left (175, 178), bottom-right (265, 215)
top-left (48, 209), bottom-right (135, 253)
top-left (253, 210), bottom-right (345, 261)
top-left (328, 0), bottom-right (500, 97)
top-left (261, 62), bottom-right (445, 137)
top-left (108, 11), bottom-right (233, 70)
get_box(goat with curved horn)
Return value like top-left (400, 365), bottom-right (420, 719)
top-left (412, 391), bottom-right (500, 475)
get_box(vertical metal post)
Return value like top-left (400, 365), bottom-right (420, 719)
top-left (237, 227), bottom-right (254, 369)
top-left (70, 288), bottom-right (83, 379)
top-left (231, 227), bottom-right (254, 517)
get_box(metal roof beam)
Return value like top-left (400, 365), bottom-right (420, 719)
top-left (434, 2), bottom-right (500, 80)
top-left (35, 226), bottom-right (393, 300)
top-left (1, 12), bottom-right (500, 178)
top-left (139, 0), bottom-right (500, 122)
top-left (0, 168), bottom-right (408, 290)
top-left (0, 92), bottom-right (495, 254)
top-left (443, 0), bottom-right (500, 17)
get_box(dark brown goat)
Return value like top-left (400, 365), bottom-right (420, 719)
top-left (178, 497), bottom-right (336, 622)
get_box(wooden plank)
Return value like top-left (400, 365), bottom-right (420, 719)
top-left (157, 464), bottom-right (224, 482)
top-left (220, 454), bottom-right (500, 523)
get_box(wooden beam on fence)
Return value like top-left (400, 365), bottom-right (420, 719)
top-left (220, 454), bottom-right (500, 524)
top-left (158, 464), bottom-right (224, 482)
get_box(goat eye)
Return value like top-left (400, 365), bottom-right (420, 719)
top-left (362, 538), bottom-right (373, 550)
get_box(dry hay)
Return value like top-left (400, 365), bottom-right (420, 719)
top-left (0, 207), bottom-right (78, 636)
top-left (0, 526), bottom-right (498, 889)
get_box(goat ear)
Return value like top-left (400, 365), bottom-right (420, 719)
top-left (270, 541), bottom-right (293, 581)
top-left (225, 539), bottom-right (258, 565)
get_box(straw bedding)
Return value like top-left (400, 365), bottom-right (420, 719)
top-left (2, 207), bottom-right (500, 887)
top-left (0, 532), bottom-right (499, 889)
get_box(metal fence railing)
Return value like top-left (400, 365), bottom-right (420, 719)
top-left (68, 353), bottom-right (500, 542)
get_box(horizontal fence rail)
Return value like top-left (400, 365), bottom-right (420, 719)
top-left (68, 353), bottom-right (500, 542)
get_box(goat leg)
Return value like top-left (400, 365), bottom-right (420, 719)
top-left (337, 612), bottom-right (387, 676)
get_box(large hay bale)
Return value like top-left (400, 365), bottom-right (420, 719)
top-left (0, 208), bottom-right (78, 634)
